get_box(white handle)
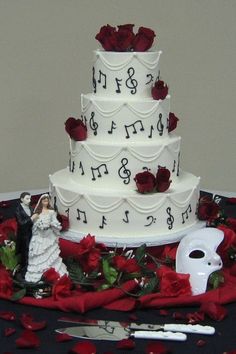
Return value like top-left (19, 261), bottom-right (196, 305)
top-left (164, 324), bottom-right (215, 335)
top-left (131, 330), bottom-right (187, 341)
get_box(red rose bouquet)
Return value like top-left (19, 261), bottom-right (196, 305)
top-left (95, 24), bottom-right (156, 52)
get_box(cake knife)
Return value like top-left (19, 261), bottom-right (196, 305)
top-left (55, 325), bottom-right (187, 341)
top-left (58, 316), bottom-right (215, 335)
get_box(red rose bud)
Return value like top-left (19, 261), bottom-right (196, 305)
top-left (134, 171), bottom-right (156, 193)
top-left (65, 117), bottom-right (87, 141)
top-left (95, 24), bottom-right (116, 51)
top-left (112, 27), bottom-right (135, 51)
top-left (20, 313), bottom-right (47, 331)
top-left (200, 302), bottom-right (228, 321)
top-left (152, 80), bottom-right (169, 100)
top-left (133, 26), bottom-right (156, 51)
top-left (168, 112), bottom-right (179, 133)
top-left (156, 167), bottom-right (172, 192)
top-left (198, 196), bottom-right (220, 221)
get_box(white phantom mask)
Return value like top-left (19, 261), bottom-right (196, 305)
top-left (176, 228), bottom-right (224, 295)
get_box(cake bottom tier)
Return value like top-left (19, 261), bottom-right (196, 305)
top-left (49, 170), bottom-right (203, 247)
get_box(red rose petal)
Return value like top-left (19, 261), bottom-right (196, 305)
top-left (200, 302), bottom-right (228, 321)
top-left (227, 197), bottom-right (236, 204)
top-left (0, 311), bottom-right (16, 321)
top-left (116, 338), bottom-right (135, 349)
top-left (172, 311), bottom-right (186, 320)
top-left (186, 311), bottom-right (205, 324)
top-left (4, 327), bottom-right (16, 337)
top-left (196, 339), bottom-right (206, 347)
top-left (146, 341), bottom-right (171, 354)
top-left (128, 313), bottom-right (138, 321)
top-left (69, 340), bottom-right (97, 354)
top-left (15, 329), bottom-right (40, 348)
top-left (55, 332), bottom-right (73, 342)
top-left (20, 313), bottom-right (47, 331)
top-left (159, 309), bottom-right (169, 316)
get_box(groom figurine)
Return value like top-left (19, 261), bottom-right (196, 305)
top-left (15, 192), bottom-right (38, 278)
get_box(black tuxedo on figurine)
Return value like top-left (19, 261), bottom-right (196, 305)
top-left (15, 197), bottom-right (33, 277)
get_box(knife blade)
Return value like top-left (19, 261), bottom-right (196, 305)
top-left (55, 325), bottom-right (187, 341)
top-left (58, 316), bottom-right (215, 335)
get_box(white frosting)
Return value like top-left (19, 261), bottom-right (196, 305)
top-left (50, 49), bottom-right (202, 246)
top-left (81, 94), bottom-right (170, 141)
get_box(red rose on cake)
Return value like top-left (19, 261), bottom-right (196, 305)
top-left (132, 26), bottom-right (156, 52)
top-left (168, 112), bottom-right (179, 133)
top-left (134, 170), bottom-right (156, 193)
top-left (134, 167), bottom-right (172, 193)
top-left (151, 79), bottom-right (168, 100)
top-left (156, 166), bottom-right (172, 192)
top-left (65, 117), bottom-right (87, 141)
top-left (95, 24), bottom-right (156, 52)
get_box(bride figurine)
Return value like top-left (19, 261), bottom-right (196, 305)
top-left (25, 194), bottom-right (68, 283)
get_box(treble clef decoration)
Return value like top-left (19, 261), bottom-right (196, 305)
top-left (89, 111), bottom-right (98, 136)
top-left (125, 67), bottom-right (138, 95)
top-left (118, 158), bottom-right (131, 184)
top-left (166, 207), bottom-right (174, 230)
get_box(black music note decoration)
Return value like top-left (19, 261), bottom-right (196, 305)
top-left (115, 78), bottom-right (122, 93)
top-left (65, 208), bottom-right (70, 217)
top-left (122, 210), bottom-right (130, 223)
top-left (98, 70), bottom-right (107, 89)
top-left (182, 204), bottom-right (192, 224)
top-left (142, 167), bottom-right (151, 172)
top-left (118, 158), bottom-right (131, 184)
top-left (92, 66), bottom-right (96, 93)
top-left (108, 121), bottom-right (117, 134)
top-left (69, 153), bottom-right (75, 173)
top-left (145, 216), bottom-right (157, 227)
top-left (99, 216), bottom-right (107, 229)
top-left (76, 209), bottom-right (87, 224)
top-left (146, 73), bottom-right (154, 85)
top-left (172, 160), bottom-right (176, 173)
top-left (125, 120), bottom-right (144, 139)
top-left (79, 161), bottom-right (84, 175)
top-left (125, 67), bottom-right (138, 94)
top-left (157, 113), bottom-right (164, 136)
top-left (177, 152), bottom-right (180, 176)
top-left (166, 207), bottom-right (174, 230)
top-left (91, 164), bottom-right (109, 181)
top-left (148, 125), bottom-right (154, 139)
top-left (89, 111), bottom-right (98, 136)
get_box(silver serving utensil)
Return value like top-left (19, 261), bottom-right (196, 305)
top-left (58, 316), bottom-right (215, 335)
top-left (55, 325), bottom-right (187, 341)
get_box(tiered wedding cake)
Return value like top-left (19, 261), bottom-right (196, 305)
top-left (49, 25), bottom-right (201, 246)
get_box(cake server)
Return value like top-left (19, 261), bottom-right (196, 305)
top-left (58, 316), bottom-right (215, 335)
top-left (55, 325), bottom-right (187, 341)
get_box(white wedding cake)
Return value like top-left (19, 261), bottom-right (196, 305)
top-left (49, 25), bottom-right (201, 247)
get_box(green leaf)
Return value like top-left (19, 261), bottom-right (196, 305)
top-left (137, 276), bottom-right (159, 296)
top-left (135, 244), bottom-right (146, 264)
top-left (102, 258), bottom-right (118, 285)
top-left (208, 271), bottom-right (224, 289)
top-left (11, 288), bottom-right (26, 301)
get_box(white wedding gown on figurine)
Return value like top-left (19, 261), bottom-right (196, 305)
top-left (25, 210), bottom-right (68, 283)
